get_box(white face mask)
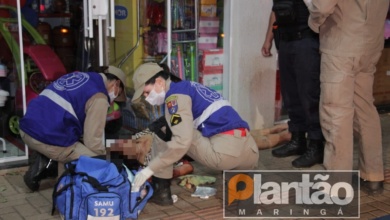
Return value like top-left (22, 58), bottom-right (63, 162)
top-left (145, 86), bottom-right (166, 106)
top-left (108, 86), bottom-right (118, 103)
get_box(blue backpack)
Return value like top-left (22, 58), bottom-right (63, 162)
top-left (51, 156), bottom-right (153, 220)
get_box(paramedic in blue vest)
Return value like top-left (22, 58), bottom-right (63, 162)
top-left (130, 63), bottom-right (259, 206)
top-left (261, 0), bottom-right (324, 168)
top-left (19, 66), bottom-right (127, 192)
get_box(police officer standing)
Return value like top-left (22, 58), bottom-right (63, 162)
top-left (307, 0), bottom-right (389, 195)
top-left (261, 0), bottom-right (324, 168)
top-left (130, 63), bottom-right (259, 206)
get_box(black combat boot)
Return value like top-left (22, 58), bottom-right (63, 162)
top-left (272, 132), bottom-right (307, 157)
top-left (149, 176), bottom-right (173, 206)
top-left (23, 152), bottom-right (57, 192)
top-left (292, 139), bottom-right (324, 168)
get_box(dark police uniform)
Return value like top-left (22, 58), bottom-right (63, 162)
top-left (274, 0), bottom-right (323, 141)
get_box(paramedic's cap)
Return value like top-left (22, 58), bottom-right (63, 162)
top-left (107, 65), bottom-right (127, 102)
top-left (131, 63), bottom-right (163, 102)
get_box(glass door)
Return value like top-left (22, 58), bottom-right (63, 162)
top-left (0, 0), bottom-right (30, 167)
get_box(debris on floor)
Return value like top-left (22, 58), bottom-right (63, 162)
top-left (177, 174), bottom-right (216, 189)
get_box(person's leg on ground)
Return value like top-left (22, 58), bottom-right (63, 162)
top-left (188, 129), bottom-right (259, 170)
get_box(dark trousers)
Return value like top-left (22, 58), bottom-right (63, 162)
top-left (278, 37), bottom-right (323, 140)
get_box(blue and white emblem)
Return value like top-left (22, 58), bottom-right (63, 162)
top-left (53, 72), bottom-right (90, 91)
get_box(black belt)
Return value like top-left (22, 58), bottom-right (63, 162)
top-left (279, 30), bottom-right (318, 41)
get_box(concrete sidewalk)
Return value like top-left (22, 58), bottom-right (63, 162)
top-left (1, 113), bottom-right (390, 220)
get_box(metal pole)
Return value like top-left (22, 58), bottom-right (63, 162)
top-left (167, 0), bottom-right (172, 69)
top-left (98, 16), bottom-right (103, 66)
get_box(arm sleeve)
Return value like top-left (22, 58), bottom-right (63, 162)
top-left (83, 93), bottom-right (110, 155)
top-left (148, 94), bottom-right (193, 173)
top-left (308, 0), bottom-right (339, 33)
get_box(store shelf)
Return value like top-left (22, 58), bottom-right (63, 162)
top-left (168, 0), bottom-right (199, 81)
top-left (173, 40), bottom-right (197, 44)
top-left (172, 29), bottom-right (197, 33)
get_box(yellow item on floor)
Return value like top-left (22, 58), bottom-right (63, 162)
top-left (178, 175), bottom-right (216, 189)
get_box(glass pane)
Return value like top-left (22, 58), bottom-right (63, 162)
top-left (0, 3), bottom-right (29, 166)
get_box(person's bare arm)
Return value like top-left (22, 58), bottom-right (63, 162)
top-left (262, 11), bottom-right (276, 57)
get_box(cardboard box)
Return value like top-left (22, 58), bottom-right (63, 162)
top-left (199, 69), bottom-right (223, 93)
top-left (198, 34), bottom-right (218, 50)
top-left (374, 47), bottom-right (390, 106)
top-left (200, 4), bottom-right (217, 17)
top-left (199, 48), bottom-right (223, 71)
top-left (200, 0), bottom-right (217, 5)
top-left (199, 16), bottom-right (220, 34)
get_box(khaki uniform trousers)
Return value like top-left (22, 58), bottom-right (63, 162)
top-left (152, 129), bottom-right (259, 179)
top-left (20, 130), bottom-right (103, 175)
top-left (320, 52), bottom-right (384, 181)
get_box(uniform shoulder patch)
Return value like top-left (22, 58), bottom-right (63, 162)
top-left (166, 95), bottom-right (178, 114)
top-left (170, 114), bottom-right (182, 126)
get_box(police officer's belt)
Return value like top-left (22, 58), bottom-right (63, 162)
top-left (279, 29), bottom-right (318, 41)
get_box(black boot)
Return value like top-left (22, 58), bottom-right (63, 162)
top-left (292, 139), bottom-right (324, 168)
top-left (272, 132), bottom-right (307, 157)
top-left (23, 152), bottom-right (57, 192)
top-left (360, 179), bottom-right (384, 196)
top-left (149, 176), bottom-right (173, 206)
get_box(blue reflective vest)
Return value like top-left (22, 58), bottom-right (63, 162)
top-left (167, 81), bottom-right (249, 137)
top-left (20, 72), bottom-right (109, 147)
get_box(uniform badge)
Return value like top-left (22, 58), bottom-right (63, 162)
top-left (170, 114), bottom-right (182, 126)
top-left (166, 95), bottom-right (178, 114)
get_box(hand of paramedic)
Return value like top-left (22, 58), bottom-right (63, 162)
top-left (133, 167), bottom-right (154, 190)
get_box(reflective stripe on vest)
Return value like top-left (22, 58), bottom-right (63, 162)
top-left (193, 99), bottom-right (231, 128)
top-left (40, 89), bottom-right (79, 120)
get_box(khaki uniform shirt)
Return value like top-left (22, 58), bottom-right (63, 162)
top-left (308, 0), bottom-right (389, 57)
top-left (82, 74), bottom-right (110, 155)
top-left (148, 79), bottom-right (192, 172)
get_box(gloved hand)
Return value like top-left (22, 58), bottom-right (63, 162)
top-left (132, 167), bottom-right (154, 191)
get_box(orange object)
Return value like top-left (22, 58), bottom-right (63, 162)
top-left (221, 128), bottom-right (246, 136)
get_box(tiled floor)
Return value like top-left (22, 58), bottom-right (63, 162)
top-left (0, 113), bottom-right (390, 219)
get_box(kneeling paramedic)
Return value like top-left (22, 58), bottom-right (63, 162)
top-left (19, 66), bottom-right (127, 191)
top-left (131, 63), bottom-right (259, 206)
